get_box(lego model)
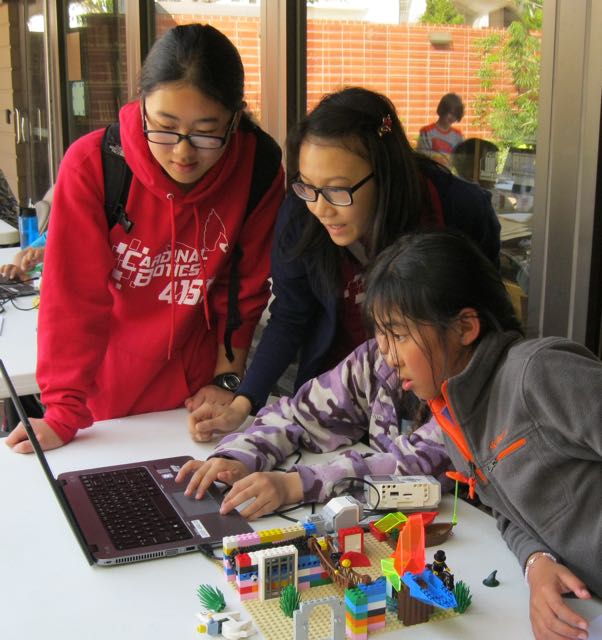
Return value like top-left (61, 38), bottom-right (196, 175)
top-left (223, 523), bottom-right (332, 600)
top-left (279, 584), bottom-right (301, 618)
top-left (321, 495), bottom-right (364, 532)
top-left (380, 514), bottom-right (458, 626)
top-left (293, 597), bottom-right (345, 640)
top-left (427, 550), bottom-right (454, 590)
top-left (364, 474), bottom-right (441, 510)
top-left (307, 535), bottom-right (372, 590)
top-left (197, 584), bottom-right (226, 613)
top-left (196, 584), bottom-right (255, 639)
top-left (372, 510), bottom-right (454, 548)
top-left (219, 507), bottom-right (470, 638)
top-left (453, 581), bottom-right (473, 613)
top-left (196, 610), bottom-right (255, 639)
top-left (345, 577), bottom-right (387, 638)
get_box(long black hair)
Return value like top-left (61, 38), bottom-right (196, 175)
top-left (364, 231), bottom-right (522, 424)
top-left (364, 231), bottom-right (523, 341)
top-left (285, 87), bottom-right (442, 294)
top-left (139, 24), bottom-right (254, 130)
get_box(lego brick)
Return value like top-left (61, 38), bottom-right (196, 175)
top-left (369, 521), bottom-right (389, 542)
top-left (307, 577), bottom-right (332, 587)
top-left (235, 552), bottom-right (253, 568)
top-left (344, 613), bottom-right (368, 632)
top-left (345, 609), bottom-right (368, 620)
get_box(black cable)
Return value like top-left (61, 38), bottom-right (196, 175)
top-left (0, 282), bottom-right (40, 310)
top-left (8, 297), bottom-right (38, 311)
top-left (198, 542), bottom-right (224, 564)
top-left (263, 500), bottom-right (317, 522)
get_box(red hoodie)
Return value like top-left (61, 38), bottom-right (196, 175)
top-left (37, 102), bottom-right (284, 442)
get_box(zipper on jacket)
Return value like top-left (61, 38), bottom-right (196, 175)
top-left (486, 437), bottom-right (527, 473)
top-left (430, 383), bottom-right (488, 489)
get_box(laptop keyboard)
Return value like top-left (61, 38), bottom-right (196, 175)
top-left (80, 467), bottom-right (193, 550)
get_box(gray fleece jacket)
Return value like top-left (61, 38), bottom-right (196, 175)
top-left (429, 330), bottom-right (602, 596)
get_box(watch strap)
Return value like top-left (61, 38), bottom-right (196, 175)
top-left (212, 372), bottom-right (241, 392)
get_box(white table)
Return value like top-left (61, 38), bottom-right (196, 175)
top-left (0, 408), bottom-right (600, 640)
top-left (0, 246), bottom-right (39, 397)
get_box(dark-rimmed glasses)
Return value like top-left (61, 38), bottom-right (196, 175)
top-left (142, 102), bottom-right (236, 150)
top-left (291, 173), bottom-right (374, 206)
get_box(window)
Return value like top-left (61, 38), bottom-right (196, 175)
top-left (153, 0), bottom-right (262, 122)
top-left (305, 0), bottom-right (543, 328)
top-left (60, 1), bottom-right (128, 144)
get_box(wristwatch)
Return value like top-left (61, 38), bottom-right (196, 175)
top-left (212, 372), bottom-right (242, 393)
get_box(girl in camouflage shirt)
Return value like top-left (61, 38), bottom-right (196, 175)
top-left (176, 337), bottom-right (449, 517)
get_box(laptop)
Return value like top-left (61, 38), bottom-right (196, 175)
top-left (0, 275), bottom-right (39, 298)
top-left (0, 360), bottom-right (252, 566)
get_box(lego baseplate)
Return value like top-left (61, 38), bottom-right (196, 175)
top-left (235, 535), bottom-right (459, 640)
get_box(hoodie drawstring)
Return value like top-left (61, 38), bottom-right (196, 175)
top-left (167, 193), bottom-right (176, 360)
top-left (193, 204), bottom-right (211, 330)
top-left (165, 196), bottom-right (212, 361)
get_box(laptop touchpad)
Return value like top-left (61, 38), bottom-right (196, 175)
top-left (172, 491), bottom-right (220, 516)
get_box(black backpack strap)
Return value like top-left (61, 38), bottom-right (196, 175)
top-left (224, 128), bottom-right (282, 362)
top-left (101, 123), bottom-right (134, 233)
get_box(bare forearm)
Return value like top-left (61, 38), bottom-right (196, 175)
top-left (214, 345), bottom-right (248, 377)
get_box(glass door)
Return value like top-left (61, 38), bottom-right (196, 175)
top-left (305, 0), bottom-right (543, 330)
top-left (60, 0), bottom-right (128, 145)
top-left (13, 0), bottom-right (52, 203)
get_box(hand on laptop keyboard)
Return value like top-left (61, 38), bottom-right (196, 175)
top-left (176, 457), bottom-right (249, 501)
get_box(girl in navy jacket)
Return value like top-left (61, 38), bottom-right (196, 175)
top-left (188, 87), bottom-right (500, 441)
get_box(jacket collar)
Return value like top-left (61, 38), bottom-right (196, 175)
top-left (444, 330), bottom-right (523, 425)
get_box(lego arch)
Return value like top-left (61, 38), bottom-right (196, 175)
top-left (292, 596), bottom-right (345, 640)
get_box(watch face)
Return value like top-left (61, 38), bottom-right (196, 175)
top-left (215, 373), bottom-right (241, 392)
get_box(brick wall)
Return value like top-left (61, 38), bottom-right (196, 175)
top-left (306, 21), bottom-right (515, 142)
top-left (155, 14), bottom-right (519, 143)
top-left (156, 14), bottom-right (262, 121)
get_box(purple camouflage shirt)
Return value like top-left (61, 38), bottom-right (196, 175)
top-left (210, 339), bottom-right (452, 503)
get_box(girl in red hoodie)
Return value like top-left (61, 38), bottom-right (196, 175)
top-left (7, 24), bottom-right (284, 453)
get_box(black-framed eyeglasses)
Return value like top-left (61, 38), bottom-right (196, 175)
top-left (291, 173), bottom-right (374, 207)
top-left (142, 102), bottom-right (237, 150)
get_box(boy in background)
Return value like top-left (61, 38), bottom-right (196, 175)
top-left (417, 93), bottom-right (465, 167)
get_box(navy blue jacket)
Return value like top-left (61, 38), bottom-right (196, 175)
top-left (238, 167), bottom-right (500, 409)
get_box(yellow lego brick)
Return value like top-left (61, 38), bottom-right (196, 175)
top-left (258, 528), bottom-right (283, 543)
top-left (280, 524), bottom-right (306, 542)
